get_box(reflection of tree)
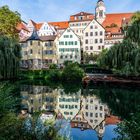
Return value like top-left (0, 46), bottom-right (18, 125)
top-left (89, 86), bottom-right (140, 120)
top-left (61, 82), bottom-right (81, 94)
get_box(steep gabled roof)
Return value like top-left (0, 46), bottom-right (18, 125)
top-left (35, 23), bottom-right (43, 30)
top-left (27, 29), bottom-right (40, 41)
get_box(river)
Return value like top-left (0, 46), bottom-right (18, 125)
top-left (0, 80), bottom-right (140, 140)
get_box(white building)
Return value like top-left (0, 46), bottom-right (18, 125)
top-left (83, 19), bottom-right (105, 55)
top-left (55, 27), bottom-right (81, 65)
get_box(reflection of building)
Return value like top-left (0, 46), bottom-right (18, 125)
top-left (21, 85), bottom-right (58, 113)
top-left (82, 95), bottom-right (105, 138)
top-left (55, 89), bottom-right (81, 120)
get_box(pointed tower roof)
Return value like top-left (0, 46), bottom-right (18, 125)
top-left (98, 0), bottom-right (104, 2)
top-left (27, 28), bottom-right (40, 41)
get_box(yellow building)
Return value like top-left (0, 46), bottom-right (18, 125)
top-left (20, 29), bottom-right (57, 70)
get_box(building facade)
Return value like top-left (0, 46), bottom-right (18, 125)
top-left (20, 30), bottom-right (57, 70)
top-left (83, 19), bottom-right (105, 55)
top-left (19, 0), bottom-right (133, 66)
top-left (55, 27), bottom-right (81, 65)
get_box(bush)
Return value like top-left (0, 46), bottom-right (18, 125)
top-left (45, 70), bottom-right (61, 81)
top-left (61, 63), bottom-right (85, 82)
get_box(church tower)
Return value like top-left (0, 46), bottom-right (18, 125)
top-left (95, 0), bottom-right (106, 24)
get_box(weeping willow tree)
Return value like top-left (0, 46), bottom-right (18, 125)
top-left (98, 11), bottom-right (140, 76)
top-left (0, 36), bottom-right (21, 79)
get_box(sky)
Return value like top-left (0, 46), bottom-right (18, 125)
top-left (0, 0), bottom-right (140, 23)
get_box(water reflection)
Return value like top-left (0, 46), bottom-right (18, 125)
top-left (21, 85), bottom-right (120, 140)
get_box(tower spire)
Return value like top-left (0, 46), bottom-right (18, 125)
top-left (95, 0), bottom-right (106, 24)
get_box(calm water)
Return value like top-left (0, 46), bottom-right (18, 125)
top-left (1, 81), bottom-right (140, 140)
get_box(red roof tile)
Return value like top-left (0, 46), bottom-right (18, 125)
top-left (49, 21), bottom-right (69, 29)
top-left (17, 22), bottom-right (29, 32)
top-left (103, 13), bottom-right (133, 28)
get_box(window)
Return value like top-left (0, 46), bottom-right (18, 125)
top-left (38, 41), bottom-right (40, 46)
top-left (90, 113), bottom-right (93, 117)
top-left (85, 32), bottom-right (88, 36)
top-left (70, 55), bottom-right (72, 59)
top-left (90, 32), bottom-right (93, 36)
top-left (100, 31), bottom-right (103, 35)
top-left (30, 49), bottom-right (33, 54)
top-left (98, 46), bottom-right (101, 50)
top-left (90, 25), bottom-right (93, 29)
top-left (30, 41), bottom-right (32, 45)
top-left (102, 46), bottom-right (104, 49)
top-left (65, 55), bottom-right (67, 59)
top-left (60, 55), bottom-right (63, 59)
top-left (95, 105), bottom-right (98, 110)
top-left (95, 26), bottom-right (98, 29)
top-left (95, 39), bottom-right (98, 43)
top-left (75, 41), bottom-right (77, 45)
top-left (100, 113), bottom-right (103, 117)
top-left (95, 113), bottom-right (98, 118)
top-left (86, 46), bottom-right (88, 50)
top-left (90, 46), bottom-right (93, 50)
top-left (85, 39), bottom-right (88, 44)
top-left (95, 32), bottom-right (98, 36)
top-left (85, 105), bottom-right (88, 109)
top-left (65, 41), bottom-right (68, 45)
top-left (70, 35), bottom-right (73, 38)
top-left (99, 10), bottom-right (103, 17)
top-left (100, 39), bottom-right (103, 43)
top-left (86, 112), bottom-right (88, 116)
top-left (75, 55), bottom-right (77, 59)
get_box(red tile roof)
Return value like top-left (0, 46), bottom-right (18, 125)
top-left (35, 23), bottom-right (43, 30)
top-left (17, 22), bottom-right (29, 32)
top-left (30, 20), bottom-right (43, 30)
top-left (71, 12), bottom-right (93, 17)
top-left (103, 13), bottom-right (133, 28)
top-left (49, 21), bottom-right (69, 29)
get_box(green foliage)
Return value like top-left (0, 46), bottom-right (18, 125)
top-left (0, 82), bottom-right (20, 116)
top-left (0, 6), bottom-right (21, 39)
top-left (45, 69), bottom-right (62, 81)
top-left (49, 64), bottom-right (57, 69)
top-left (115, 111), bottom-right (140, 140)
top-left (0, 5), bottom-right (21, 40)
top-left (61, 63), bottom-right (85, 82)
top-left (0, 36), bottom-right (21, 79)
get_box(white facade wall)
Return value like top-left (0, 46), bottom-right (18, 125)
top-left (38, 22), bottom-right (56, 36)
top-left (56, 28), bottom-right (81, 64)
top-left (83, 19), bottom-right (105, 55)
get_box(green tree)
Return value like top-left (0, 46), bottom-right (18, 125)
top-left (62, 63), bottom-right (85, 82)
top-left (98, 12), bottom-right (140, 76)
top-left (0, 36), bottom-right (21, 79)
top-left (0, 5), bottom-right (21, 40)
